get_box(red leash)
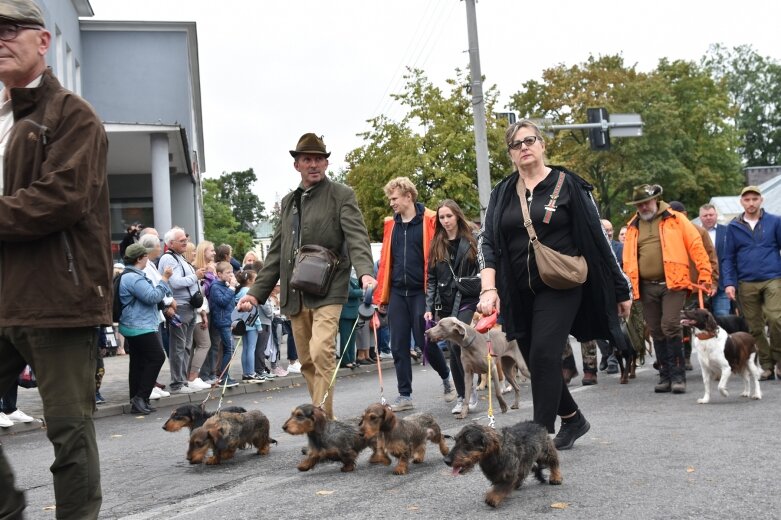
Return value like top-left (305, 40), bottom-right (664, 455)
top-left (371, 312), bottom-right (386, 406)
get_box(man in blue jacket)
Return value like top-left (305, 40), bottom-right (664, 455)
top-left (722, 186), bottom-right (781, 380)
top-left (699, 203), bottom-right (730, 316)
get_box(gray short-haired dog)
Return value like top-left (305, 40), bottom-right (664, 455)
top-left (426, 317), bottom-right (530, 419)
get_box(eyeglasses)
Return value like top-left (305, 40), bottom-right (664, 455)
top-left (508, 136), bottom-right (540, 150)
top-left (0, 24), bottom-right (42, 42)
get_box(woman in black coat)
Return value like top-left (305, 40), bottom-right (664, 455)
top-left (477, 120), bottom-right (631, 450)
top-left (424, 200), bottom-right (480, 413)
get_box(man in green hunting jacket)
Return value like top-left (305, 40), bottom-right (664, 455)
top-left (238, 133), bottom-right (375, 418)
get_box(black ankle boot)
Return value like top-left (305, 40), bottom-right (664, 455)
top-left (130, 396), bottom-right (151, 415)
top-left (554, 411), bottom-right (591, 450)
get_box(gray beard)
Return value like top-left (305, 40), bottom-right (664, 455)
top-left (639, 211), bottom-right (655, 222)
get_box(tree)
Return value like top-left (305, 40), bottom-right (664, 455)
top-left (344, 67), bottom-right (512, 238)
top-left (269, 198), bottom-right (283, 233)
top-left (202, 179), bottom-right (255, 258)
top-left (703, 44), bottom-right (781, 166)
top-left (508, 54), bottom-right (743, 224)
top-left (212, 168), bottom-right (266, 234)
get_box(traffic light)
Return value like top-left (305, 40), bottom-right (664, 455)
top-left (587, 107), bottom-right (610, 151)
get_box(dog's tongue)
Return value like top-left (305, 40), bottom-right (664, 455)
top-left (452, 467), bottom-right (462, 476)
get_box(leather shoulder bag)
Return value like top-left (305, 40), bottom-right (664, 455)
top-left (518, 171), bottom-right (588, 290)
top-left (288, 192), bottom-right (340, 297)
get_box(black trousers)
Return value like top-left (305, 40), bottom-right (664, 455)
top-left (514, 286), bottom-right (582, 433)
top-left (438, 305), bottom-right (476, 399)
top-left (126, 332), bottom-right (165, 400)
top-left (388, 291), bottom-right (449, 396)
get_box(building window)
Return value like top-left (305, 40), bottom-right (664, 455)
top-left (110, 198), bottom-right (154, 243)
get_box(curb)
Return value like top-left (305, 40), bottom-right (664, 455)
top-left (0, 360), bottom-right (396, 438)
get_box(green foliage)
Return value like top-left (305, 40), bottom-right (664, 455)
top-left (269, 199), bottom-right (283, 234)
top-left (212, 168), bottom-right (266, 234)
top-left (508, 54), bottom-right (743, 225)
top-left (202, 178), bottom-right (255, 258)
top-left (345, 67), bottom-right (512, 239)
top-left (703, 44), bottom-right (781, 166)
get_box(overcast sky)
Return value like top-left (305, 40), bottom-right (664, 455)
top-left (88, 0), bottom-right (780, 213)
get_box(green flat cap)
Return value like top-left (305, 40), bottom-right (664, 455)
top-left (0, 0), bottom-right (45, 26)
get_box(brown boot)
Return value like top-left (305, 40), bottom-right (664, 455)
top-left (562, 367), bottom-right (579, 385)
top-left (582, 372), bottom-right (597, 386)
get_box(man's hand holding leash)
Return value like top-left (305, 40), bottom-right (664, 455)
top-left (237, 295), bottom-right (258, 311)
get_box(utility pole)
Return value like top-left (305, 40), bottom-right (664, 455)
top-left (464, 0), bottom-right (491, 221)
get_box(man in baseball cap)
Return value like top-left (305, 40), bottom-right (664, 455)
top-left (739, 185), bottom-right (761, 197)
top-left (723, 184), bottom-right (781, 380)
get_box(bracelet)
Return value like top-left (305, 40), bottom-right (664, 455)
top-left (479, 287), bottom-right (497, 296)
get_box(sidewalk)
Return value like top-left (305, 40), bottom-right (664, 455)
top-left (1, 348), bottom-right (395, 437)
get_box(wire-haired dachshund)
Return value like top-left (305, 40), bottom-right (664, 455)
top-left (282, 403), bottom-right (387, 472)
top-left (358, 403), bottom-right (449, 475)
top-left (444, 421), bottom-right (561, 508)
top-left (186, 410), bottom-right (273, 465)
top-left (162, 403), bottom-right (247, 432)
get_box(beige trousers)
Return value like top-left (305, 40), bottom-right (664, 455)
top-left (290, 304), bottom-right (342, 418)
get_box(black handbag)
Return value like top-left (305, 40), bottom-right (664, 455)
top-left (165, 251), bottom-right (205, 307)
top-left (446, 261), bottom-right (480, 298)
top-left (188, 288), bottom-right (204, 309)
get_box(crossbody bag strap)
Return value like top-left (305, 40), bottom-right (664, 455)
top-left (516, 175), bottom-right (538, 241)
top-left (542, 171), bottom-right (566, 224)
top-left (293, 188), bottom-right (345, 262)
top-left (293, 191), bottom-right (303, 253)
top-left (165, 250), bottom-right (195, 298)
top-left (446, 256), bottom-right (464, 317)
top-left (517, 170), bottom-right (566, 238)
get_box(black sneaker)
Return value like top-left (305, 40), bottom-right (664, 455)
top-left (554, 413), bottom-right (591, 450)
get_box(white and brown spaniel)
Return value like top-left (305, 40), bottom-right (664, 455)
top-left (681, 308), bottom-right (762, 404)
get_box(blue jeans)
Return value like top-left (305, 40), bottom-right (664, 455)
top-left (711, 288), bottom-right (731, 317)
top-left (217, 326), bottom-right (234, 379)
top-left (377, 325), bottom-right (390, 353)
top-left (241, 328), bottom-right (257, 376)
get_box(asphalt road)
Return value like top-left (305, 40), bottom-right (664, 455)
top-left (4, 349), bottom-right (781, 520)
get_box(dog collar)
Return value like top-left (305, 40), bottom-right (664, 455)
top-left (464, 328), bottom-right (478, 348)
top-left (695, 331), bottom-right (717, 340)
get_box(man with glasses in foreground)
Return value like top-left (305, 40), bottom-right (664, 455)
top-left (0, 1), bottom-right (113, 518)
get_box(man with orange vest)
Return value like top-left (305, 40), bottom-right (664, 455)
top-left (623, 185), bottom-right (712, 394)
top-left (374, 177), bottom-right (455, 411)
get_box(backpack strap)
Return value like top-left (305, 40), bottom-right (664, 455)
top-left (118, 268), bottom-right (136, 313)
